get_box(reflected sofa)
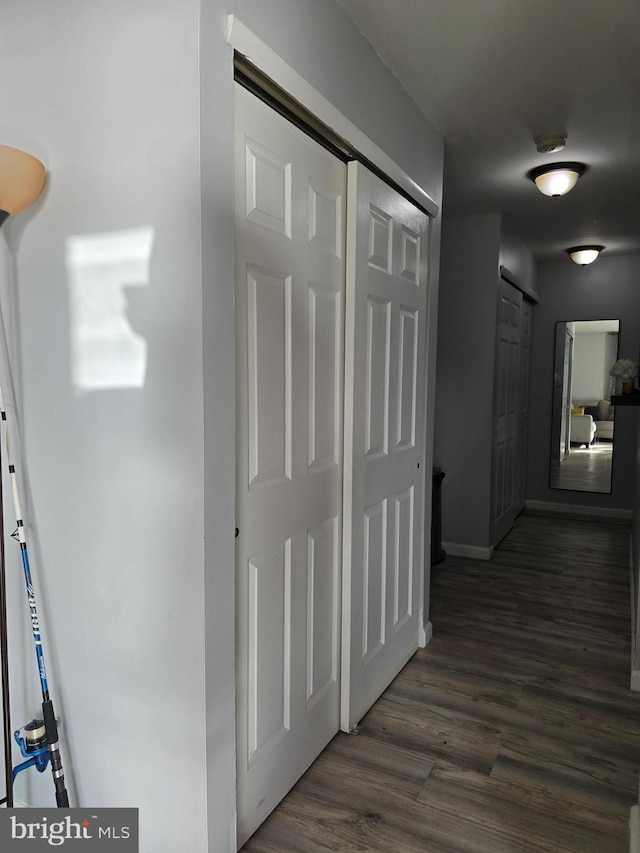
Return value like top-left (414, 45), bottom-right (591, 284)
top-left (572, 400), bottom-right (614, 443)
top-left (570, 412), bottom-right (596, 445)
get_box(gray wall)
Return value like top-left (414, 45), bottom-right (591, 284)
top-left (527, 253), bottom-right (640, 511)
top-left (235, 0), bottom-right (443, 205)
top-left (0, 2), bottom-right (444, 850)
top-left (434, 213), bottom-right (501, 550)
top-left (499, 216), bottom-right (537, 299)
top-left (435, 212), bottom-right (537, 551)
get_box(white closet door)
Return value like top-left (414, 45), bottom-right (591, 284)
top-left (515, 299), bottom-right (532, 512)
top-left (341, 162), bottom-right (429, 732)
top-left (491, 278), bottom-right (522, 546)
top-left (234, 84), bottom-right (346, 846)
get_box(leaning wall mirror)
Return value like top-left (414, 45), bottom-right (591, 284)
top-left (549, 319), bottom-right (619, 494)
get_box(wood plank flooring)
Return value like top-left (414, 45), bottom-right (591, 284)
top-left (241, 512), bottom-right (640, 852)
top-left (549, 441), bottom-right (613, 493)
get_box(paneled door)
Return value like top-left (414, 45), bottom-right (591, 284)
top-left (491, 279), bottom-right (523, 547)
top-left (561, 326), bottom-right (574, 461)
top-left (235, 84), bottom-right (346, 846)
top-left (341, 162), bottom-right (430, 732)
top-left (514, 298), bottom-right (532, 512)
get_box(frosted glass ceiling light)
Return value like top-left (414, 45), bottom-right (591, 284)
top-left (528, 162), bottom-right (586, 198)
top-left (566, 245), bottom-right (604, 266)
top-left (0, 144), bottom-right (46, 227)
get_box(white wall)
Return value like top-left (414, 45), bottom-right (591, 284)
top-left (0, 2), bottom-right (208, 851)
top-left (527, 254), bottom-right (640, 512)
top-left (200, 6), bottom-right (237, 851)
top-left (0, 2), bottom-right (444, 851)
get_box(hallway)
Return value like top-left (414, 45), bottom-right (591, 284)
top-left (242, 512), bottom-right (640, 852)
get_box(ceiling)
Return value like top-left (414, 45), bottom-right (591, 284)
top-left (337, 0), bottom-right (640, 260)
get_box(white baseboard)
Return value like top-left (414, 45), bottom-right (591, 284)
top-left (630, 805), bottom-right (639, 853)
top-left (631, 670), bottom-right (640, 693)
top-left (525, 500), bottom-right (633, 522)
top-left (419, 620), bottom-right (433, 648)
top-left (442, 541), bottom-right (493, 561)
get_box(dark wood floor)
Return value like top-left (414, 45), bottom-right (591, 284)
top-left (241, 512), bottom-right (640, 852)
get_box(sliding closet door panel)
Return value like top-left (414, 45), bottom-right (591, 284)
top-left (342, 161), bottom-right (429, 732)
top-left (515, 299), bottom-right (532, 511)
top-left (235, 83), bottom-right (346, 847)
top-left (491, 279), bottom-right (523, 547)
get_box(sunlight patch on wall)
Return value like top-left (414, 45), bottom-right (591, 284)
top-left (66, 227), bottom-right (153, 392)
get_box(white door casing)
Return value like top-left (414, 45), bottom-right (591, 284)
top-left (234, 83), bottom-right (346, 846)
top-left (551, 321), bottom-right (572, 467)
top-left (562, 327), bottom-right (574, 459)
top-left (341, 162), bottom-right (430, 733)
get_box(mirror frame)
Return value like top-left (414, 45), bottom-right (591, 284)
top-left (549, 319), bottom-right (619, 494)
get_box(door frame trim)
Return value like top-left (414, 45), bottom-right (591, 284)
top-left (226, 16), bottom-right (439, 219)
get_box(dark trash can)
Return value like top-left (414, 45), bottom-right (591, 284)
top-left (431, 467), bottom-right (445, 565)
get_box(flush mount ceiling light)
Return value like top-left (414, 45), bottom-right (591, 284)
top-left (566, 245), bottom-right (604, 266)
top-left (0, 144), bottom-right (46, 228)
top-left (528, 162), bottom-right (586, 197)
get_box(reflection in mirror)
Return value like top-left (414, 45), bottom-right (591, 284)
top-left (550, 319), bottom-right (619, 493)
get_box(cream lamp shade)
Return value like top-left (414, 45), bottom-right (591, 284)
top-left (528, 162), bottom-right (586, 198)
top-left (566, 245), bottom-right (604, 266)
top-left (0, 144), bottom-right (46, 226)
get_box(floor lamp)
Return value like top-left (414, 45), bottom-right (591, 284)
top-left (0, 144), bottom-right (45, 807)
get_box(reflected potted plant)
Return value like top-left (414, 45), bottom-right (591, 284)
top-left (610, 358), bottom-right (638, 394)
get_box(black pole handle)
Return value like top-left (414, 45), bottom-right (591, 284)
top-left (43, 699), bottom-right (69, 807)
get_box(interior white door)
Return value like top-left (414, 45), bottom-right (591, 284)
top-left (234, 84), bottom-right (346, 846)
top-left (551, 321), bottom-right (572, 467)
top-left (491, 278), bottom-right (523, 546)
top-left (562, 328), bottom-right (574, 458)
top-left (342, 162), bottom-right (429, 732)
top-left (514, 298), bottom-right (532, 513)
